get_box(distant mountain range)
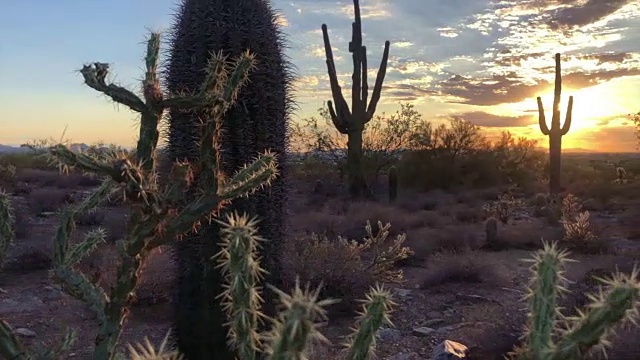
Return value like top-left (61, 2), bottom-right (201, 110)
top-left (0, 143), bottom-right (93, 153)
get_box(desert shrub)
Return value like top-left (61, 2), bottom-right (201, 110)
top-left (398, 126), bottom-right (544, 192)
top-left (282, 221), bottom-right (412, 314)
top-left (75, 209), bottom-right (106, 226)
top-left (0, 151), bottom-right (53, 170)
top-left (27, 188), bottom-right (72, 214)
top-left (420, 249), bottom-right (509, 288)
top-left (482, 193), bottom-right (524, 224)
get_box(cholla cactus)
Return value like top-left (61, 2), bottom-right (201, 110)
top-left (508, 242), bottom-right (640, 359)
top-left (482, 193), bottom-right (523, 224)
top-left (563, 211), bottom-right (596, 243)
top-left (614, 167), bottom-right (626, 184)
top-left (0, 164), bottom-right (16, 182)
top-left (561, 193), bottom-right (582, 222)
top-left (0, 189), bottom-right (15, 269)
top-left (0, 32), bottom-right (278, 360)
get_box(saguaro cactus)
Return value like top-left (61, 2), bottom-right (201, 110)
top-left (537, 53), bottom-right (573, 195)
top-left (321, 0), bottom-right (390, 198)
top-left (165, 0), bottom-right (293, 358)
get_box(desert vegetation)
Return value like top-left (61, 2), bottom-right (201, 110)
top-left (1, 0), bottom-right (640, 360)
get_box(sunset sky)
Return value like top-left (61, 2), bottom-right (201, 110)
top-left (1, 0), bottom-right (639, 152)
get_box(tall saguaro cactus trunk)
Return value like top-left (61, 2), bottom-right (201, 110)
top-left (321, 0), bottom-right (390, 199)
top-left (537, 53), bottom-right (573, 196)
top-left (165, 1), bottom-right (293, 359)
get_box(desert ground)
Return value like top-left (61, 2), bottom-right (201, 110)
top-left (0, 148), bottom-right (639, 360)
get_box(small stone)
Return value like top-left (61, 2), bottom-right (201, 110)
top-left (395, 288), bottom-right (413, 298)
top-left (412, 327), bottom-right (436, 337)
top-left (377, 328), bottom-right (402, 342)
top-left (15, 328), bottom-right (37, 338)
top-left (425, 318), bottom-right (445, 326)
top-left (432, 339), bottom-right (469, 360)
top-left (388, 353), bottom-right (413, 360)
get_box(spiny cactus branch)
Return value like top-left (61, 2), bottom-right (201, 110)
top-left (80, 62), bottom-right (147, 113)
top-left (344, 284), bottom-right (396, 360)
top-left (213, 213), bottom-right (268, 360)
top-left (0, 190), bottom-right (15, 269)
top-left (551, 268), bottom-right (640, 359)
top-left (263, 281), bottom-right (337, 360)
top-left (0, 321), bottom-right (30, 360)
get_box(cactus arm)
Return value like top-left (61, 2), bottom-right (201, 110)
top-left (344, 285), bottom-right (396, 360)
top-left (537, 97), bottom-right (550, 135)
top-left (561, 96), bottom-right (573, 136)
top-left (218, 151), bottom-right (279, 200)
top-left (550, 269), bottom-right (640, 360)
top-left (365, 40), bottom-right (390, 122)
top-left (327, 100), bottom-right (348, 133)
top-left (523, 242), bottom-right (568, 358)
top-left (80, 63), bottom-right (146, 113)
top-left (350, 7), bottom-right (363, 121)
top-left (212, 214), bottom-right (266, 360)
top-left (322, 24), bottom-right (351, 134)
top-left (0, 320), bottom-right (32, 360)
top-left (360, 46), bottom-right (369, 115)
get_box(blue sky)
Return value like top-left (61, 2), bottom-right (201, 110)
top-left (1, 0), bottom-right (640, 151)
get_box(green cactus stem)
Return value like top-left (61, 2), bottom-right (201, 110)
top-left (321, 0), bottom-right (390, 198)
top-left (537, 53), bottom-right (573, 195)
top-left (509, 242), bottom-right (640, 360)
top-left (343, 285), bottom-right (396, 360)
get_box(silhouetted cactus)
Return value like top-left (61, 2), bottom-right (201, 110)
top-left (0, 32), bottom-right (278, 360)
top-left (508, 242), bottom-right (640, 359)
top-left (388, 166), bottom-right (398, 203)
top-left (321, 0), bottom-right (390, 198)
top-left (164, 1), bottom-right (293, 358)
top-left (537, 53), bottom-right (573, 195)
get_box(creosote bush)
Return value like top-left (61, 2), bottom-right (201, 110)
top-left (282, 221), bottom-right (413, 313)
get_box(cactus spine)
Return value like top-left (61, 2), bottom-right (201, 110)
top-left (537, 53), bottom-right (573, 196)
top-left (164, 1), bottom-right (293, 358)
top-left (321, 0), bottom-right (390, 198)
top-left (388, 165), bottom-right (398, 203)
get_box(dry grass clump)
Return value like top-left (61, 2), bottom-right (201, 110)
top-left (27, 187), bottom-right (73, 215)
top-left (282, 221), bottom-right (412, 315)
top-left (420, 250), bottom-right (511, 288)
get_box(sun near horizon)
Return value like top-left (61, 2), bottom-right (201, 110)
top-left (1, 0), bottom-right (639, 153)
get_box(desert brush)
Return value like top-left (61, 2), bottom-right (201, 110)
top-left (0, 31), bottom-right (279, 360)
top-left (508, 241), bottom-right (640, 360)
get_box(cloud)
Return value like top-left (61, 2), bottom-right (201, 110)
top-left (547, 0), bottom-right (632, 30)
top-left (449, 111), bottom-right (535, 127)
